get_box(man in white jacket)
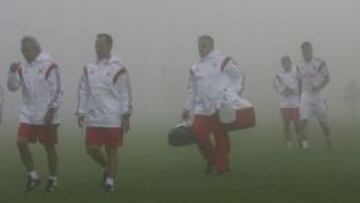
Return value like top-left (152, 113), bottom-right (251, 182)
top-left (76, 33), bottom-right (132, 192)
top-left (297, 42), bottom-right (331, 150)
top-left (182, 35), bottom-right (244, 175)
top-left (274, 56), bottom-right (301, 150)
top-left (8, 36), bottom-right (62, 192)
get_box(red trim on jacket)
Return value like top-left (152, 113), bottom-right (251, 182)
top-left (113, 68), bottom-right (127, 84)
top-left (45, 63), bottom-right (58, 80)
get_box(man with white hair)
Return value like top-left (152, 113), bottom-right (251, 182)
top-left (297, 41), bottom-right (331, 150)
top-left (76, 33), bottom-right (132, 192)
top-left (182, 35), bottom-right (244, 175)
top-left (8, 36), bottom-right (62, 192)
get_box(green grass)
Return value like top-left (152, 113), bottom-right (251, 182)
top-left (0, 120), bottom-right (359, 203)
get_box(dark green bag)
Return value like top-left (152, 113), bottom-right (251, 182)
top-left (168, 126), bottom-right (196, 147)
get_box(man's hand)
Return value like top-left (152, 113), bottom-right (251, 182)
top-left (122, 118), bottom-right (130, 133)
top-left (9, 62), bottom-right (20, 73)
top-left (77, 116), bottom-right (85, 128)
top-left (182, 110), bottom-right (191, 120)
top-left (44, 108), bottom-right (56, 126)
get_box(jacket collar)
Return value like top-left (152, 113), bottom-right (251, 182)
top-left (280, 66), bottom-right (294, 74)
top-left (26, 52), bottom-right (52, 66)
top-left (199, 49), bottom-right (220, 62)
top-left (96, 56), bottom-right (122, 66)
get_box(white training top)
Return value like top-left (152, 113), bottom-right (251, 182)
top-left (183, 50), bottom-right (245, 116)
top-left (7, 52), bottom-right (63, 125)
top-left (76, 56), bottom-right (132, 128)
top-left (297, 57), bottom-right (329, 98)
top-left (274, 67), bottom-right (300, 108)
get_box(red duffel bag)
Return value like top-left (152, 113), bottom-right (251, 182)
top-left (219, 99), bottom-right (256, 132)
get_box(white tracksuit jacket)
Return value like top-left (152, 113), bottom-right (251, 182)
top-left (183, 50), bottom-right (245, 116)
top-left (76, 56), bottom-right (132, 128)
top-left (7, 52), bottom-right (63, 125)
top-left (273, 68), bottom-right (300, 108)
top-left (297, 58), bottom-right (329, 98)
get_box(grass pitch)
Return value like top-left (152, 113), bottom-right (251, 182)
top-left (0, 120), bottom-right (359, 203)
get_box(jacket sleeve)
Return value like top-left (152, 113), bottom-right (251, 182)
top-left (46, 64), bottom-right (63, 110)
top-left (318, 60), bottom-right (330, 80)
top-left (76, 67), bottom-right (90, 117)
top-left (114, 67), bottom-right (133, 119)
top-left (7, 66), bottom-right (21, 92)
top-left (223, 58), bottom-right (245, 95)
top-left (183, 69), bottom-right (196, 112)
top-left (296, 66), bottom-right (302, 95)
top-left (273, 73), bottom-right (285, 94)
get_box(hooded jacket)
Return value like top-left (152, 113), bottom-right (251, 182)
top-left (7, 52), bottom-right (62, 125)
top-left (184, 50), bottom-right (245, 115)
top-left (76, 56), bottom-right (132, 128)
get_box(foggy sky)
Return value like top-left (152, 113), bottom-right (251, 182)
top-left (0, 0), bottom-right (359, 128)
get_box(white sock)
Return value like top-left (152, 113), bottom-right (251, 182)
top-left (48, 176), bottom-right (58, 184)
top-left (28, 171), bottom-right (39, 179)
top-left (105, 178), bottom-right (114, 186)
top-left (302, 140), bottom-right (309, 149)
top-left (286, 142), bottom-right (293, 149)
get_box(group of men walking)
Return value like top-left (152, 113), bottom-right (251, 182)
top-left (274, 42), bottom-right (331, 151)
top-left (3, 34), bottom-right (132, 192)
top-left (0, 33), bottom-right (330, 193)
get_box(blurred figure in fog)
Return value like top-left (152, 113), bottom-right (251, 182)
top-left (297, 42), bottom-right (331, 151)
top-left (274, 56), bottom-right (301, 150)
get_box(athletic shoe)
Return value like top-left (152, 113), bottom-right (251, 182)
top-left (45, 178), bottom-right (58, 192)
top-left (102, 184), bottom-right (115, 193)
top-left (24, 175), bottom-right (41, 193)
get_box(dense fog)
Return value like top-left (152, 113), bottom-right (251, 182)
top-left (1, 0), bottom-right (359, 129)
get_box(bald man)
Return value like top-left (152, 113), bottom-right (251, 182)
top-left (8, 36), bottom-right (63, 192)
top-left (183, 35), bottom-right (244, 175)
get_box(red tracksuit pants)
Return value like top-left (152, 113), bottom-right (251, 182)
top-left (192, 113), bottom-right (230, 173)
